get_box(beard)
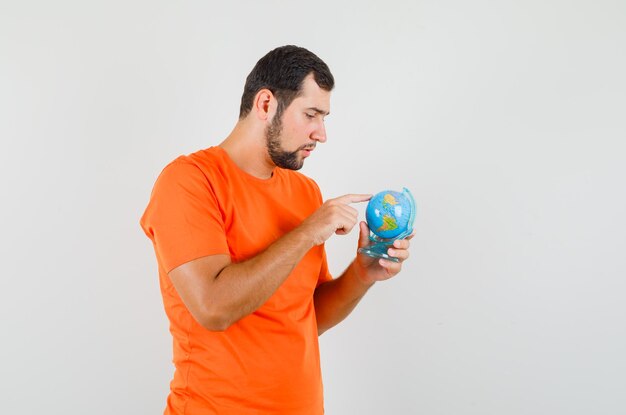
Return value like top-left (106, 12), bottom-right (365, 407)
top-left (265, 114), bottom-right (313, 171)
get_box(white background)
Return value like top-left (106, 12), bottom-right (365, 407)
top-left (2, 1), bottom-right (625, 414)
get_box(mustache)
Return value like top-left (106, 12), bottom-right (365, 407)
top-left (298, 143), bottom-right (317, 151)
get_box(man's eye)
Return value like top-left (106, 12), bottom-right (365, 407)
top-left (305, 113), bottom-right (315, 119)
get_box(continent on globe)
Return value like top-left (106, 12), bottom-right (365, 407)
top-left (377, 215), bottom-right (398, 233)
top-left (382, 193), bottom-right (398, 209)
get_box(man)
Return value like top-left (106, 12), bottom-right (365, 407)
top-left (141, 45), bottom-right (412, 414)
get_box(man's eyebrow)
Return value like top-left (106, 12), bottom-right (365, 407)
top-left (307, 107), bottom-right (330, 116)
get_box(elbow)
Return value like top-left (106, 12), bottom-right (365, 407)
top-left (196, 306), bottom-right (234, 332)
top-left (200, 317), bottom-right (230, 332)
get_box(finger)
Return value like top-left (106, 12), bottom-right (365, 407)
top-left (335, 204), bottom-right (359, 219)
top-left (378, 258), bottom-right (402, 276)
top-left (334, 206), bottom-right (359, 224)
top-left (387, 247), bottom-right (409, 261)
top-left (335, 214), bottom-right (359, 235)
top-left (392, 238), bottom-right (411, 250)
top-left (332, 193), bottom-right (372, 205)
top-left (357, 221), bottom-right (370, 248)
top-left (336, 221), bottom-right (358, 234)
top-left (405, 230), bottom-right (416, 241)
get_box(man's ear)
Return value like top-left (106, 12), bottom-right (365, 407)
top-left (253, 89), bottom-right (277, 121)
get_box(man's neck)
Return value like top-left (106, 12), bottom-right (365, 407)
top-left (219, 120), bottom-right (275, 180)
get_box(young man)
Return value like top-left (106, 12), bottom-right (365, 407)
top-left (141, 45), bottom-right (412, 414)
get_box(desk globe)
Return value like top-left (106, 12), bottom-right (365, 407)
top-left (358, 187), bottom-right (416, 262)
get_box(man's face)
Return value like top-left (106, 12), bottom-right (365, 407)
top-left (265, 74), bottom-right (330, 170)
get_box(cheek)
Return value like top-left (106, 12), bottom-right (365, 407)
top-left (286, 117), bottom-right (308, 136)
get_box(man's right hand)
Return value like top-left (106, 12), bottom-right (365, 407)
top-left (299, 194), bottom-right (372, 246)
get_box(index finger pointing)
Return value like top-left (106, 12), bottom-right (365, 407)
top-left (334, 194), bottom-right (372, 204)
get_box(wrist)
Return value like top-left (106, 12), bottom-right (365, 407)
top-left (350, 259), bottom-right (375, 288)
top-left (288, 225), bottom-right (318, 251)
top-left (294, 218), bottom-right (328, 247)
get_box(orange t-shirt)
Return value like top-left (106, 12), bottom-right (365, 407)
top-left (140, 146), bottom-right (332, 415)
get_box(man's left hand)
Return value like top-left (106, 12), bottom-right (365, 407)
top-left (353, 221), bottom-right (413, 285)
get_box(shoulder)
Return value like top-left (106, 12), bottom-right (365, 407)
top-left (157, 147), bottom-right (226, 185)
top-left (148, 148), bottom-right (230, 204)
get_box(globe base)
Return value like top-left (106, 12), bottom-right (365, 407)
top-left (358, 241), bottom-right (401, 263)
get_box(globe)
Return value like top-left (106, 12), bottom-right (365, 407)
top-left (365, 188), bottom-right (415, 240)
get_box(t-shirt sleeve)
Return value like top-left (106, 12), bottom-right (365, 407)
top-left (317, 245), bottom-right (333, 286)
top-left (140, 159), bottom-right (230, 273)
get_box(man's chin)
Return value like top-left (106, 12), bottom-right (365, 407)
top-left (294, 155), bottom-right (307, 170)
top-left (286, 160), bottom-right (305, 171)
top-left (272, 153), bottom-right (305, 170)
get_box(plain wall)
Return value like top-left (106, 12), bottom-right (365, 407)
top-left (1, 1), bottom-right (625, 413)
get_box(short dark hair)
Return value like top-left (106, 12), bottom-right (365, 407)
top-left (239, 45), bottom-right (334, 119)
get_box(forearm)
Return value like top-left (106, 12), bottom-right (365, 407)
top-left (208, 228), bottom-right (315, 328)
top-left (313, 260), bottom-right (374, 335)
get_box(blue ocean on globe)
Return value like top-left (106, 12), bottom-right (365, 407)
top-left (365, 189), bottom-right (414, 239)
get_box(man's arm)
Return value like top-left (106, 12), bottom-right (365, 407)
top-left (313, 221), bottom-right (412, 335)
top-left (168, 194), bottom-right (371, 331)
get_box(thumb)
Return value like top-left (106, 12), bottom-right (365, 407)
top-left (358, 221), bottom-right (370, 248)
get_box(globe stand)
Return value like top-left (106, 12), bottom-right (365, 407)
top-left (358, 236), bottom-right (401, 263)
top-left (357, 187), bottom-right (416, 263)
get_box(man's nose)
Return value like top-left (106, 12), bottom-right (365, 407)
top-left (311, 121), bottom-right (327, 143)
